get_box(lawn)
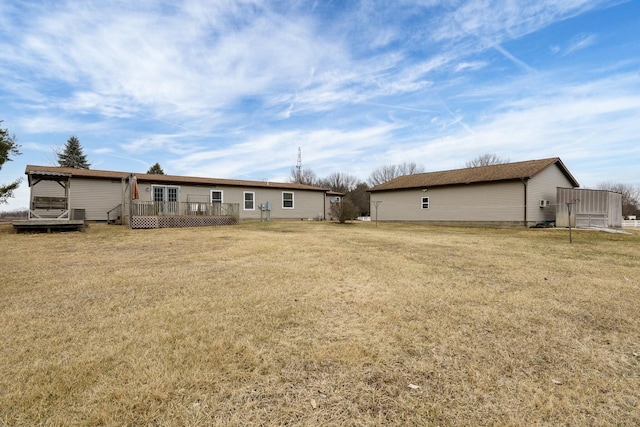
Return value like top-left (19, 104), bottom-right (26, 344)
top-left (1, 221), bottom-right (639, 426)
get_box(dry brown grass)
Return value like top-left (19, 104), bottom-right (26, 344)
top-left (1, 221), bottom-right (639, 426)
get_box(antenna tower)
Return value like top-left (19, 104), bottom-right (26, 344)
top-left (296, 147), bottom-right (302, 183)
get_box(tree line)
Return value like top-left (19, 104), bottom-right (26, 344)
top-left (1, 121), bottom-right (639, 219)
top-left (288, 162), bottom-right (426, 222)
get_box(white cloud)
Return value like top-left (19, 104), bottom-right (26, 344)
top-left (1, 0), bottom-right (638, 214)
top-left (430, 0), bottom-right (611, 45)
top-left (562, 33), bottom-right (597, 56)
top-left (454, 61), bottom-right (488, 72)
top-left (396, 72), bottom-right (640, 182)
top-left (172, 124), bottom-right (397, 180)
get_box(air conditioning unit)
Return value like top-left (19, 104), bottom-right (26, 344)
top-left (539, 200), bottom-right (550, 208)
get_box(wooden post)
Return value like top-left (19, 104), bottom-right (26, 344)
top-left (373, 201), bottom-right (382, 228)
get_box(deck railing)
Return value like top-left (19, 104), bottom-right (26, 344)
top-left (133, 201), bottom-right (239, 218)
top-left (107, 204), bottom-right (122, 224)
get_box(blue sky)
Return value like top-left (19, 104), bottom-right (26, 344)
top-left (1, 0), bottom-right (639, 210)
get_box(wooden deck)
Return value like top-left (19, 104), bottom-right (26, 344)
top-left (130, 215), bottom-right (238, 229)
top-left (129, 202), bottom-right (240, 229)
top-left (12, 220), bottom-right (87, 233)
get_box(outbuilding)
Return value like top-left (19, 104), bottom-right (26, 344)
top-left (556, 188), bottom-right (622, 228)
top-left (368, 157), bottom-right (580, 227)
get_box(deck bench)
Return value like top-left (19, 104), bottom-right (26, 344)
top-left (32, 196), bottom-right (68, 210)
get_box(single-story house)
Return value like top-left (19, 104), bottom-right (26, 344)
top-left (556, 187), bottom-right (622, 228)
top-left (368, 157), bottom-right (580, 227)
top-left (23, 165), bottom-right (332, 228)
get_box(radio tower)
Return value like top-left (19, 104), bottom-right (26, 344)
top-left (296, 147), bottom-right (302, 183)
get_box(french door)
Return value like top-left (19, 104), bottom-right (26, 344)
top-left (152, 185), bottom-right (179, 215)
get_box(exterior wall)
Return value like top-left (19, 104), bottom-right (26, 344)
top-left (232, 186), bottom-right (325, 220)
top-left (608, 192), bottom-right (622, 225)
top-left (370, 180), bottom-right (525, 223)
top-left (130, 181), bottom-right (326, 221)
top-left (325, 194), bottom-right (341, 220)
top-left (370, 163), bottom-right (579, 226)
top-left (526, 164), bottom-right (576, 223)
top-left (31, 178), bottom-right (327, 222)
top-left (31, 178), bottom-right (123, 221)
top-left (556, 188), bottom-right (622, 228)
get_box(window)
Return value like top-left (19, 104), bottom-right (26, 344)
top-left (282, 191), bottom-right (294, 209)
top-left (244, 192), bottom-right (255, 210)
top-left (211, 190), bottom-right (223, 204)
top-left (421, 196), bottom-right (429, 209)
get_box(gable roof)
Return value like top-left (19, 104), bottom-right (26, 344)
top-left (369, 157), bottom-right (579, 192)
top-left (25, 165), bottom-right (329, 192)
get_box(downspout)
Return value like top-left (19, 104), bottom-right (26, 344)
top-left (323, 190), bottom-right (327, 220)
top-left (128, 175), bottom-right (133, 229)
top-left (521, 178), bottom-right (528, 227)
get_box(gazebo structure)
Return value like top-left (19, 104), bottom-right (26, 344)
top-left (12, 170), bottom-right (86, 232)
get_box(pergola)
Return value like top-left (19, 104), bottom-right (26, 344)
top-left (27, 170), bottom-right (72, 220)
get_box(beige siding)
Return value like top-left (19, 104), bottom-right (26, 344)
top-left (371, 163), bottom-right (578, 226)
top-left (30, 178), bottom-right (123, 221)
top-left (527, 164), bottom-right (575, 223)
top-left (371, 181), bottom-right (525, 223)
top-left (126, 181), bottom-right (325, 221)
top-left (325, 194), bottom-right (341, 220)
top-left (74, 179), bottom-right (124, 220)
top-left (227, 187), bottom-right (324, 220)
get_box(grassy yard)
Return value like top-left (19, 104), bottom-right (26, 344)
top-left (1, 221), bottom-right (639, 426)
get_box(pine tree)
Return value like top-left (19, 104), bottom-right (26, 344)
top-left (0, 120), bottom-right (22, 204)
top-left (147, 163), bottom-right (165, 174)
top-left (58, 136), bottom-right (90, 169)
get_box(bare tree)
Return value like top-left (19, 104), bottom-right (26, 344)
top-left (368, 162), bottom-right (424, 186)
top-left (596, 181), bottom-right (640, 217)
top-left (288, 167), bottom-right (318, 186)
top-left (329, 197), bottom-right (359, 223)
top-left (465, 153), bottom-right (509, 168)
top-left (319, 172), bottom-right (359, 194)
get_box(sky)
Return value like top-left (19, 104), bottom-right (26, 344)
top-left (1, 0), bottom-right (639, 211)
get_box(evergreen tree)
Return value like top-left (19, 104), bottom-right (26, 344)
top-left (147, 163), bottom-right (165, 174)
top-left (57, 136), bottom-right (90, 169)
top-left (0, 120), bottom-right (22, 204)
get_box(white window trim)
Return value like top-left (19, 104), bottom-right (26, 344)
top-left (151, 185), bottom-right (180, 202)
top-left (243, 191), bottom-right (255, 210)
top-left (421, 196), bottom-right (429, 210)
top-left (211, 190), bottom-right (224, 203)
top-left (282, 191), bottom-right (294, 209)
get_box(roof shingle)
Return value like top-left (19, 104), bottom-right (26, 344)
top-left (25, 165), bottom-right (329, 192)
top-left (369, 158), bottom-right (579, 191)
